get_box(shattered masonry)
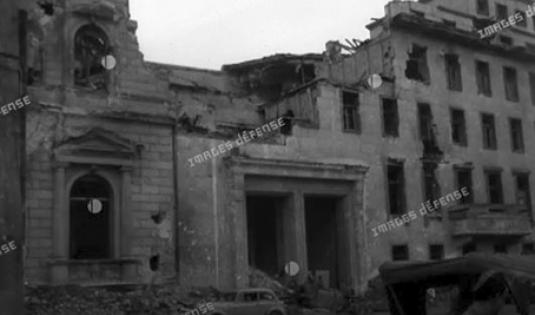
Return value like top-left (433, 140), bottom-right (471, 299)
top-left (17, 0), bottom-right (535, 295)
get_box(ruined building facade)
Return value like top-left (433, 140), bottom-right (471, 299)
top-left (22, 0), bottom-right (535, 293)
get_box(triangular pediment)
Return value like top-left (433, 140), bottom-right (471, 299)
top-left (54, 128), bottom-right (138, 165)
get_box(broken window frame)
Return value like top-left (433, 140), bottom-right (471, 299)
top-left (445, 54), bottom-right (462, 91)
top-left (341, 90), bottom-right (361, 133)
top-left (515, 10), bottom-right (527, 27)
top-left (387, 160), bottom-right (406, 216)
top-left (475, 60), bottom-right (492, 97)
top-left (74, 24), bottom-right (112, 90)
top-left (429, 244), bottom-right (444, 260)
top-left (476, 0), bottom-right (489, 16)
top-left (481, 113), bottom-right (497, 150)
top-left (450, 108), bottom-right (467, 146)
top-left (485, 169), bottom-right (503, 204)
top-left (503, 66), bottom-right (519, 102)
top-left (382, 98), bottom-right (399, 138)
top-left (509, 118), bottom-right (524, 153)
top-left (392, 245), bottom-right (409, 261)
top-left (405, 44), bottom-right (430, 84)
top-left (454, 167), bottom-right (474, 204)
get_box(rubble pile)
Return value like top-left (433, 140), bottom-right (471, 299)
top-left (24, 284), bottom-right (195, 315)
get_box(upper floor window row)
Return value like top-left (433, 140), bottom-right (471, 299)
top-left (404, 44), bottom-right (534, 104)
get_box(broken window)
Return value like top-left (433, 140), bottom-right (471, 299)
top-left (515, 10), bottom-right (527, 27)
top-left (429, 244), bottom-right (444, 260)
top-left (514, 173), bottom-right (531, 218)
top-left (450, 108), bottom-right (467, 146)
top-left (475, 60), bottom-right (492, 96)
top-left (496, 4), bottom-right (508, 20)
top-left (382, 98), bottom-right (399, 137)
top-left (280, 110), bottom-right (294, 135)
top-left (70, 174), bottom-right (112, 259)
top-left (476, 0), bottom-right (489, 15)
top-left (405, 44), bottom-right (430, 84)
top-left (485, 170), bottom-right (503, 204)
top-left (509, 118), bottom-right (524, 153)
top-left (387, 161), bottom-right (406, 215)
top-left (455, 167), bottom-right (473, 204)
top-left (423, 162), bottom-right (440, 205)
top-left (74, 24), bottom-right (111, 90)
top-left (529, 72), bottom-right (535, 106)
top-left (391, 245), bottom-right (409, 261)
top-left (342, 91), bottom-right (361, 133)
top-left (481, 113), bottom-right (497, 150)
top-left (445, 54), bottom-right (462, 91)
top-left (503, 66), bottom-right (519, 102)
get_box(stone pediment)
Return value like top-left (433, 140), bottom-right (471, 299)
top-left (54, 128), bottom-right (139, 166)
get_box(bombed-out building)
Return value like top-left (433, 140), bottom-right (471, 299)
top-left (19, 0), bottom-right (535, 294)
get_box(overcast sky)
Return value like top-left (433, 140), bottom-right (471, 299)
top-left (130, 0), bottom-right (391, 70)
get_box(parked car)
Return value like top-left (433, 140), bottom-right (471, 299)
top-left (209, 288), bottom-right (286, 315)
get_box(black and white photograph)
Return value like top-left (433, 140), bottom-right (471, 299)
top-left (1, 0), bottom-right (535, 314)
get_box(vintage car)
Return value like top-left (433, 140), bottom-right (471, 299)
top-left (209, 288), bottom-right (287, 315)
top-left (379, 253), bottom-right (535, 315)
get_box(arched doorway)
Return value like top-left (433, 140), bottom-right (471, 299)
top-left (69, 174), bottom-right (112, 259)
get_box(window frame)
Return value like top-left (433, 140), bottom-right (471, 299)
top-left (387, 160), bottom-right (406, 216)
top-left (475, 60), bottom-right (492, 97)
top-left (481, 113), bottom-right (497, 150)
top-left (450, 108), bottom-right (467, 146)
top-left (445, 54), bottom-right (462, 91)
top-left (429, 244), bottom-right (445, 260)
top-left (476, 0), bottom-right (489, 15)
top-left (509, 118), bottom-right (524, 153)
top-left (454, 167), bottom-right (474, 204)
top-left (484, 169), bottom-right (503, 204)
top-left (503, 66), bottom-right (519, 102)
top-left (341, 90), bottom-right (361, 133)
top-left (495, 3), bottom-right (508, 20)
top-left (382, 98), bottom-right (400, 138)
top-left (392, 245), bottom-right (409, 261)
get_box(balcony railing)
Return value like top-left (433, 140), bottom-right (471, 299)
top-left (448, 203), bottom-right (532, 237)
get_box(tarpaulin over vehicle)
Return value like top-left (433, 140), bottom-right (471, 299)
top-left (378, 254), bottom-right (535, 315)
top-left (380, 253), bottom-right (535, 285)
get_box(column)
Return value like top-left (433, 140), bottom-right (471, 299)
top-left (51, 162), bottom-right (68, 284)
top-left (120, 166), bottom-right (135, 281)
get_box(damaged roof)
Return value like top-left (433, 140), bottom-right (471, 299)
top-left (222, 53), bottom-right (324, 71)
top-left (148, 62), bottom-right (228, 93)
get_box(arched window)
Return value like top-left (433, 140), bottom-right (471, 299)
top-left (70, 174), bottom-right (112, 259)
top-left (74, 24), bottom-right (110, 90)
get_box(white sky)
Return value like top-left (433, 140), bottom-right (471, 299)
top-left (130, 0), bottom-right (391, 70)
